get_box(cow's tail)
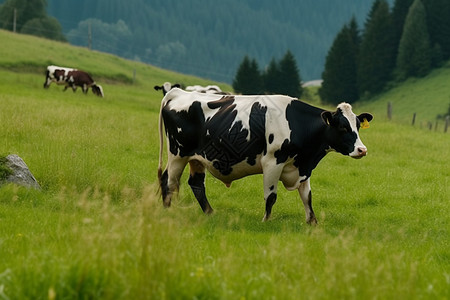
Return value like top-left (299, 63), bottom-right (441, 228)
top-left (92, 84), bottom-right (104, 97)
top-left (158, 89), bottom-right (179, 185)
top-left (158, 94), bottom-right (167, 184)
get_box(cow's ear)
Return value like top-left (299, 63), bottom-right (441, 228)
top-left (154, 85), bottom-right (162, 91)
top-left (321, 111), bottom-right (333, 126)
top-left (357, 113), bottom-right (373, 123)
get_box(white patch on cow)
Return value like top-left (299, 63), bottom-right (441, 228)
top-left (338, 102), bottom-right (367, 157)
top-left (163, 82), bottom-right (172, 93)
top-left (231, 95), bottom-right (293, 142)
top-left (279, 160), bottom-right (308, 191)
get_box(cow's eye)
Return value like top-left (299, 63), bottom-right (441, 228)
top-left (339, 126), bottom-right (351, 133)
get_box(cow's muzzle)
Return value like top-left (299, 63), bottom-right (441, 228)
top-left (352, 147), bottom-right (367, 159)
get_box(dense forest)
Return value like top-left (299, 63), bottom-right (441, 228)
top-left (38, 0), bottom-right (384, 83)
top-left (320, 0), bottom-right (450, 104)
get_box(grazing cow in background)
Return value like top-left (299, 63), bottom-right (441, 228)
top-left (185, 85), bottom-right (227, 94)
top-left (154, 82), bottom-right (181, 95)
top-left (158, 88), bottom-right (373, 224)
top-left (44, 65), bottom-right (104, 97)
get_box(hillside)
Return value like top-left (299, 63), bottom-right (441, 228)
top-left (357, 65), bottom-right (450, 126)
top-left (1, 28), bottom-right (449, 300)
top-left (0, 29), bottom-right (231, 94)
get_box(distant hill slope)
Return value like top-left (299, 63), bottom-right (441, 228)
top-left (358, 64), bottom-right (450, 126)
top-left (45, 0), bottom-right (383, 83)
top-left (0, 29), bottom-right (231, 92)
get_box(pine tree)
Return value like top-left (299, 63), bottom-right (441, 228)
top-left (232, 56), bottom-right (263, 95)
top-left (358, 0), bottom-right (395, 97)
top-left (392, 0), bottom-right (415, 59)
top-left (397, 0), bottom-right (431, 78)
top-left (320, 17), bottom-right (360, 104)
top-left (263, 58), bottom-right (282, 94)
top-left (278, 50), bottom-right (303, 98)
top-left (424, 0), bottom-right (450, 61)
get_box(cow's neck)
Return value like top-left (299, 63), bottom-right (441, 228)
top-left (287, 101), bottom-right (330, 177)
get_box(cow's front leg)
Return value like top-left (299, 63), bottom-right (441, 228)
top-left (83, 84), bottom-right (88, 94)
top-left (262, 163), bottom-right (283, 222)
top-left (43, 79), bottom-right (51, 89)
top-left (188, 160), bottom-right (213, 214)
top-left (298, 178), bottom-right (317, 225)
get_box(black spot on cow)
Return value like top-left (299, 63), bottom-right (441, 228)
top-left (162, 101), bottom-right (206, 157)
top-left (203, 97), bottom-right (267, 175)
top-left (268, 134), bottom-right (274, 144)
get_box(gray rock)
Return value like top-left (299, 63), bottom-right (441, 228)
top-left (1, 154), bottom-right (40, 189)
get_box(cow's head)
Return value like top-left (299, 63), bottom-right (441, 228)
top-left (154, 82), bottom-right (181, 95)
top-left (321, 103), bottom-right (373, 159)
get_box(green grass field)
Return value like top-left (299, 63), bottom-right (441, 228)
top-left (1, 30), bottom-right (449, 299)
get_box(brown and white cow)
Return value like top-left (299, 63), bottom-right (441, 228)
top-left (158, 88), bottom-right (373, 224)
top-left (44, 65), bottom-right (104, 97)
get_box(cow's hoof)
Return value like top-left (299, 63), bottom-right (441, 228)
top-left (262, 214), bottom-right (271, 222)
top-left (306, 217), bottom-right (318, 226)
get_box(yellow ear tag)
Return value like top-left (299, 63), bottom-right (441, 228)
top-left (361, 118), bottom-right (370, 129)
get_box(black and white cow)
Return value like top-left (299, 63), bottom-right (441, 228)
top-left (158, 88), bottom-right (373, 224)
top-left (185, 85), bottom-right (227, 94)
top-left (44, 65), bottom-right (104, 97)
top-left (154, 82), bottom-right (181, 95)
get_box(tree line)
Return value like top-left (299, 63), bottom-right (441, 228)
top-left (232, 51), bottom-right (303, 97)
top-left (0, 0), bottom-right (65, 41)
top-left (319, 0), bottom-right (450, 105)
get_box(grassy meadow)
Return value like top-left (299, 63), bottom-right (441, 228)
top-left (1, 30), bottom-right (449, 299)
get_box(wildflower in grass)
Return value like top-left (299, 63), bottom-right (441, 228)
top-left (190, 267), bottom-right (205, 278)
top-left (48, 287), bottom-right (56, 300)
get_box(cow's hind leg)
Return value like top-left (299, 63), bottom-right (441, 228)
top-left (298, 178), bottom-right (317, 225)
top-left (188, 160), bottom-right (213, 214)
top-left (160, 156), bottom-right (188, 208)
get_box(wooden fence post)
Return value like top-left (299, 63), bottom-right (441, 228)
top-left (387, 102), bottom-right (392, 120)
top-left (412, 113), bottom-right (416, 126)
top-left (445, 116), bottom-right (449, 133)
top-left (88, 21), bottom-right (92, 50)
top-left (13, 8), bottom-right (17, 33)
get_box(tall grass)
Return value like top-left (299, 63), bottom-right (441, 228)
top-left (0, 31), bottom-right (449, 299)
